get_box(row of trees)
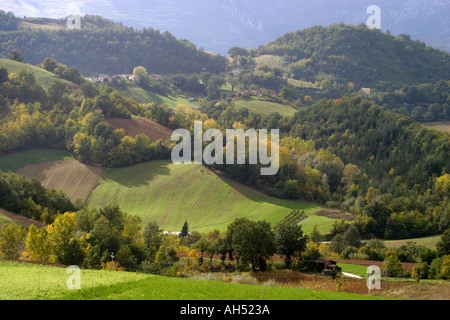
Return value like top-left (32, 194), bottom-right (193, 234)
top-left (0, 170), bottom-right (76, 224)
top-left (1, 205), bottom-right (448, 280)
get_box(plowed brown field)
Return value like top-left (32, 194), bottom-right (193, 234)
top-left (106, 117), bottom-right (172, 142)
top-left (16, 160), bottom-right (103, 203)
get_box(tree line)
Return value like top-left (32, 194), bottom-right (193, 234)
top-left (1, 206), bottom-right (449, 280)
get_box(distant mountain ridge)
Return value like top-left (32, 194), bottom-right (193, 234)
top-left (2, 0), bottom-right (449, 54)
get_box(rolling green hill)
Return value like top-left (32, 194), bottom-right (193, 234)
top-left (0, 149), bottom-right (318, 232)
top-left (87, 160), bottom-right (317, 232)
top-left (0, 58), bottom-right (60, 90)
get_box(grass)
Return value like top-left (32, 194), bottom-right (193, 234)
top-left (0, 149), bottom-right (74, 173)
top-left (0, 212), bottom-right (15, 226)
top-left (0, 58), bottom-right (60, 91)
top-left (121, 83), bottom-right (196, 109)
top-left (299, 213), bottom-right (338, 235)
top-left (287, 78), bottom-right (316, 89)
top-left (338, 264), bottom-right (370, 277)
top-left (384, 235), bottom-right (442, 249)
top-left (88, 160), bottom-right (317, 232)
top-left (422, 121), bottom-right (450, 133)
top-left (0, 261), bottom-right (381, 300)
top-left (234, 97), bottom-right (297, 117)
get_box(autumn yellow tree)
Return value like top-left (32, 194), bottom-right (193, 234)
top-left (22, 225), bottom-right (53, 262)
top-left (435, 174), bottom-right (450, 200)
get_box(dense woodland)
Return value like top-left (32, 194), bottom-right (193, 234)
top-left (0, 12), bottom-right (227, 76)
top-left (253, 24), bottom-right (450, 89)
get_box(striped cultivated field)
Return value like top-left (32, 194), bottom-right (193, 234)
top-left (254, 55), bottom-right (286, 69)
top-left (16, 160), bottom-right (103, 204)
top-left (87, 160), bottom-right (317, 232)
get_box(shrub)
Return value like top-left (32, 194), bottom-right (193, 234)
top-left (341, 246), bottom-right (358, 259)
top-left (348, 252), bottom-right (369, 260)
top-left (0, 224), bottom-right (27, 260)
top-left (440, 255), bottom-right (450, 280)
top-left (428, 257), bottom-right (444, 279)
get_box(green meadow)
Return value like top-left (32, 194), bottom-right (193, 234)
top-left (0, 149), bottom-right (74, 173)
top-left (0, 58), bottom-right (60, 91)
top-left (0, 261), bottom-right (382, 300)
top-left (234, 97), bottom-right (297, 117)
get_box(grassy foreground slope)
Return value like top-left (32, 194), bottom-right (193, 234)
top-left (0, 261), bottom-right (381, 300)
top-left (88, 160), bottom-right (317, 232)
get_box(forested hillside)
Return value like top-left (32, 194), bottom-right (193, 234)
top-left (0, 12), bottom-right (227, 76)
top-left (254, 24), bottom-right (450, 89)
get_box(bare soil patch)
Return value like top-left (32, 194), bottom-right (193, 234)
top-left (0, 208), bottom-right (44, 229)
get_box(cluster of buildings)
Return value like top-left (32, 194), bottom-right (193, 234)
top-left (86, 73), bottom-right (164, 84)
